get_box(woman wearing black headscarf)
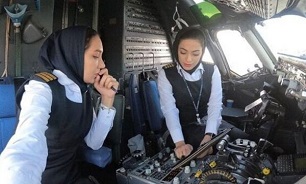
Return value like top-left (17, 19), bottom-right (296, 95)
top-left (0, 26), bottom-right (118, 184)
top-left (158, 26), bottom-right (249, 160)
top-left (158, 26), bottom-right (222, 159)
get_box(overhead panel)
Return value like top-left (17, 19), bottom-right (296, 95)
top-left (210, 0), bottom-right (293, 19)
top-left (123, 0), bottom-right (172, 72)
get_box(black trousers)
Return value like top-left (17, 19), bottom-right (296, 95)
top-left (75, 178), bottom-right (94, 184)
top-left (74, 175), bottom-right (100, 184)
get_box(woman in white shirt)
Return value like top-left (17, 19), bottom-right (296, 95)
top-left (158, 26), bottom-right (227, 159)
top-left (0, 26), bottom-right (118, 184)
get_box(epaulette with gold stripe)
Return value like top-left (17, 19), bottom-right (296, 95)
top-left (162, 62), bottom-right (176, 69)
top-left (35, 72), bottom-right (57, 82)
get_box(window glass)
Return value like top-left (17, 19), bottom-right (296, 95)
top-left (202, 48), bottom-right (214, 64)
top-left (255, 15), bottom-right (306, 60)
top-left (217, 30), bottom-right (262, 76)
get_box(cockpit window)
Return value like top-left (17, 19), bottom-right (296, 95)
top-left (255, 15), bottom-right (306, 60)
top-left (202, 48), bottom-right (214, 64)
top-left (216, 30), bottom-right (262, 76)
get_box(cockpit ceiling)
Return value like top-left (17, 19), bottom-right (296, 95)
top-left (209, 0), bottom-right (306, 19)
top-left (153, 0), bottom-right (306, 33)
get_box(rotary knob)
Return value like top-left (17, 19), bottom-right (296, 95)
top-left (184, 165), bottom-right (191, 173)
top-left (119, 167), bottom-right (126, 173)
top-left (155, 160), bottom-right (160, 167)
top-left (150, 164), bottom-right (154, 170)
top-left (170, 153), bottom-right (175, 159)
top-left (166, 147), bottom-right (171, 153)
top-left (173, 176), bottom-right (180, 184)
top-left (190, 160), bottom-right (196, 168)
top-left (158, 152), bottom-right (163, 160)
top-left (145, 168), bottom-right (152, 175)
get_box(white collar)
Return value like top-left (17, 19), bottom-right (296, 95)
top-left (52, 70), bottom-right (82, 103)
top-left (177, 62), bottom-right (204, 76)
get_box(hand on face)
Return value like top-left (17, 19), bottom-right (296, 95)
top-left (83, 34), bottom-right (119, 100)
top-left (94, 68), bottom-right (119, 98)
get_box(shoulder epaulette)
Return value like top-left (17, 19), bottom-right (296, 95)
top-left (163, 62), bottom-right (176, 69)
top-left (34, 72), bottom-right (57, 82)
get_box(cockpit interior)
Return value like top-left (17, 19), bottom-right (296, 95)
top-left (1, 0), bottom-right (306, 183)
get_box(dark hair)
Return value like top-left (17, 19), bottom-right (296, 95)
top-left (84, 28), bottom-right (99, 50)
top-left (172, 26), bottom-right (206, 62)
top-left (179, 29), bottom-right (205, 49)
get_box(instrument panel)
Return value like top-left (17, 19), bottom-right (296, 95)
top-left (116, 147), bottom-right (207, 184)
top-left (116, 131), bottom-right (278, 184)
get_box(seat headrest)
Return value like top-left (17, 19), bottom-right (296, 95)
top-left (0, 83), bottom-right (16, 118)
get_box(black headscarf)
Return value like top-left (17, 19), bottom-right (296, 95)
top-left (172, 26), bottom-right (206, 74)
top-left (39, 26), bottom-right (89, 93)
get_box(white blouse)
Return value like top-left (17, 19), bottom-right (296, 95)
top-left (158, 64), bottom-right (223, 144)
top-left (0, 70), bottom-right (116, 184)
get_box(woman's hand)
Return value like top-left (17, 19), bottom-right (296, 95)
top-left (197, 134), bottom-right (213, 158)
top-left (94, 68), bottom-right (119, 107)
top-left (174, 141), bottom-right (193, 159)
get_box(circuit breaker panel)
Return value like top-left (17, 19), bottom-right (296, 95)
top-left (123, 0), bottom-right (172, 72)
top-left (100, 0), bottom-right (172, 85)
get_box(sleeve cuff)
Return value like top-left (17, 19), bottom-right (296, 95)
top-left (100, 104), bottom-right (115, 113)
top-left (170, 128), bottom-right (184, 143)
top-left (205, 121), bottom-right (219, 135)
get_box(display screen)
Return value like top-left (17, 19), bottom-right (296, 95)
top-left (294, 157), bottom-right (306, 170)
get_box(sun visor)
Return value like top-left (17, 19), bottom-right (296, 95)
top-left (197, 1), bottom-right (221, 19)
top-left (192, 1), bottom-right (222, 25)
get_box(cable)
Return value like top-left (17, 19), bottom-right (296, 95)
top-left (1, 7), bottom-right (11, 77)
top-left (2, 0), bottom-right (17, 77)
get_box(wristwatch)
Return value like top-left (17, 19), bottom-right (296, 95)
top-left (100, 104), bottom-right (115, 113)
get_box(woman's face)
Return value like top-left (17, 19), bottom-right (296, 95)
top-left (83, 34), bottom-right (105, 84)
top-left (178, 38), bottom-right (203, 71)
